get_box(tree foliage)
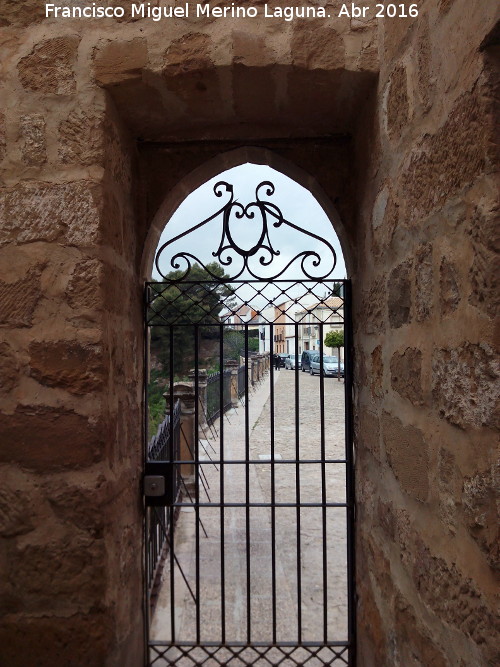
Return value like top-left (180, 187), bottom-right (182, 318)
top-left (150, 262), bottom-right (235, 375)
top-left (324, 329), bottom-right (344, 350)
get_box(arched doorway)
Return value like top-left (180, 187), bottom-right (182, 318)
top-left (143, 161), bottom-right (354, 666)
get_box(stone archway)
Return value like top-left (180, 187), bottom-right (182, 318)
top-left (1, 6), bottom-right (498, 666)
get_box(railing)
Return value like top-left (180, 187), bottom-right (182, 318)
top-left (206, 369), bottom-right (232, 425)
top-left (146, 400), bottom-right (181, 601)
top-left (238, 365), bottom-right (246, 398)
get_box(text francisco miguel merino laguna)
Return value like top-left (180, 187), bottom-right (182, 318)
top-left (45, 1), bottom-right (335, 21)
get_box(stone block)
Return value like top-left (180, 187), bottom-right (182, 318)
top-left (382, 412), bottom-right (429, 502)
top-left (394, 594), bottom-right (449, 667)
top-left (386, 64), bottom-right (409, 140)
top-left (20, 114), bottom-right (46, 166)
top-left (411, 540), bottom-right (500, 661)
top-left (414, 243), bottom-right (432, 322)
top-left (163, 33), bottom-right (213, 76)
top-left (401, 91), bottom-right (487, 223)
top-left (66, 258), bottom-right (102, 311)
top-left (0, 613), bottom-right (111, 666)
top-left (390, 347), bottom-right (424, 406)
top-left (232, 31), bottom-right (268, 68)
top-left (462, 464), bottom-right (500, 570)
top-left (0, 405), bottom-right (104, 471)
top-left (0, 486), bottom-right (34, 538)
top-left (0, 341), bottom-right (19, 395)
top-left (43, 477), bottom-right (110, 539)
top-left (370, 345), bottom-right (383, 398)
top-left (93, 37), bottom-right (147, 86)
top-left (0, 266), bottom-right (42, 327)
top-left (432, 343), bottom-right (499, 429)
top-left (291, 21), bottom-right (345, 69)
top-left (362, 274), bottom-right (386, 334)
top-left (17, 36), bottom-right (80, 95)
top-left (388, 260), bottom-right (412, 329)
top-left (29, 340), bottom-right (105, 395)
top-left (357, 407), bottom-right (381, 461)
top-left (467, 204), bottom-right (500, 319)
top-left (58, 110), bottom-right (105, 166)
top-left (440, 256), bottom-right (460, 315)
top-left (0, 112), bottom-right (6, 162)
top-left (0, 181), bottom-right (101, 247)
top-left (0, 0), bottom-right (45, 26)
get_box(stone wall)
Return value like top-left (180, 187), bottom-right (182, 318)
top-left (0, 1), bottom-right (498, 664)
top-left (354, 2), bottom-right (499, 665)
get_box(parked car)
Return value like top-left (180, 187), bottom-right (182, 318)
top-left (285, 354), bottom-right (298, 370)
top-left (301, 350), bottom-right (317, 372)
top-left (277, 353), bottom-right (289, 367)
top-left (309, 355), bottom-right (345, 377)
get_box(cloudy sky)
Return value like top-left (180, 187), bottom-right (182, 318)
top-left (153, 163), bottom-right (346, 308)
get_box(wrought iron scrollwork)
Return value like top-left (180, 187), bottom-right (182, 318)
top-left (155, 180), bottom-right (337, 282)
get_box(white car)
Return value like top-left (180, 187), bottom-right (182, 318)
top-left (309, 355), bottom-right (344, 377)
top-left (285, 354), bottom-right (298, 369)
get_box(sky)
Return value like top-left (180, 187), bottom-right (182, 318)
top-left (153, 163), bottom-right (346, 308)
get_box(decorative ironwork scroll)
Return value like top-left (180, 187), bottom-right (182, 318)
top-left (155, 181), bottom-right (337, 282)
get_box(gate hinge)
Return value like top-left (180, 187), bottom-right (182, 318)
top-left (143, 461), bottom-right (177, 507)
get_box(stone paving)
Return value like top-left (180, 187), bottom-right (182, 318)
top-left (150, 368), bottom-right (349, 665)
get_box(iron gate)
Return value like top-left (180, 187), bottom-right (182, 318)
top-left (144, 180), bottom-right (354, 666)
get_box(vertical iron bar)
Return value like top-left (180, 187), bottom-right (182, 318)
top-left (295, 320), bottom-right (302, 643)
top-left (169, 325), bottom-right (175, 643)
top-left (269, 323), bottom-right (277, 644)
top-left (219, 324), bottom-right (226, 644)
top-left (143, 284), bottom-right (150, 666)
top-left (319, 320), bottom-right (327, 642)
top-left (245, 323), bottom-right (251, 643)
top-left (343, 280), bottom-right (356, 665)
top-left (194, 324), bottom-right (201, 644)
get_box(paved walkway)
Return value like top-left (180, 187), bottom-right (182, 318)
top-left (150, 369), bottom-right (348, 665)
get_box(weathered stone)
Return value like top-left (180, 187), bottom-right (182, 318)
top-left (0, 341), bottom-right (19, 395)
top-left (43, 478), bottom-right (109, 538)
top-left (20, 114), bottom-right (46, 166)
top-left (66, 259), bottom-right (102, 311)
top-left (390, 347), bottom-right (424, 406)
top-left (414, 243), bottom-right (433, 322)
top-left (439, 0), bottom-right (455, 14)
top-left (163, 33), bottom-right (213, 75)
top-left (440, 256), bottom-right (460, 315)
top-left (362, 274), bottom-right (386, 334)
top-left (0, 613), bottom-right (112, 666)
top-left (0, 181), bottom-right (101, 247)
top-left (372, 189), bottom-right (398, 256)
top-left (58, 110), bottom-right (105, 166)
top-left (0, 406), bottom-right (104, 470)
top-left (386, 65), bottom-right (409, 139)
top-left (291, 22), bottom-right (345, 69)
top-left (401, 92), bottom-right (487, 223)
top-left (10, 536), bottom-right (105, 609)
top-left (357, 407), bottom-right (381, 461)
top-left (0, 266), bottom-right (43, 327)
top-left (382, 412), bottom-right (429, 501)
top-left (411, 538), bottom-right (500, 661)
top-left (0, 0), bottom-right (46, 26)
top-left (370, 345), bottom-right (383, 398)
top-left (394, 594), bottom-right (449, 667)
top-left (462, 464), bottom-right (500, 570)
top-left (0, 486), bottom-right (34, 537)
top-left (232, 31), bottom-right (268, 68)
top-left (0, 112), bottom-right (6, 162)
top-left (432, 343), bottom-right (500, 429)
top-left (93, 37), bottom-right (147, 86)
top-left (29, 341), bottom-right (105, 395)
top-left (467, 205), bottom-right (500, 319)
top-left (416, 15), bottom-right (433, 112)
top-left (17, 36), bottom-right (80, 95)
top-left (388, 260), bottom-right (412, 328)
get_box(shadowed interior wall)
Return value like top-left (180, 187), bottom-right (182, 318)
top-left (0, 1), bottom-right (498, 665)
